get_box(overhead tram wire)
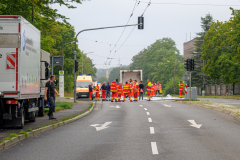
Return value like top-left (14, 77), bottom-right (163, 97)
top-left (138, 1), bottom-right (240, 7)
top-left (108, 0), bottom-right (151, 65)
top-left (104, 0), bottom-right (139, 68)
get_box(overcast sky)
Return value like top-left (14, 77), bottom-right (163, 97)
top-left (52, 0), bottom-right (240, 69)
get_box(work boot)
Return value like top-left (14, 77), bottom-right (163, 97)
top-left (49, 117), bottom-right (57, 120)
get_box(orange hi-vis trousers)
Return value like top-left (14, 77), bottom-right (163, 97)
top-left (102, 90), bottom-right (106, 101)
top-left (111, 92), bottom-right (117, 102)
top-left (134, 92), bottom-right (138, 101)
top-left (89, 92), bottom-right (93, 100)
top-left (95, 92), bottom-right (99, 100)
top-left (123, 93), bottom-right (132, 102)
top-left (147, 90), bottom-right (151, 101)
top-left (118, 92), bottom-right (122, 101)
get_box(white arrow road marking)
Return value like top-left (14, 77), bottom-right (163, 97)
top-left (115, 105), bottom-right (121, 109)
top-left (163, 104), bottom-right (171, 107)
top-left (146, 112), bottom-right (150, 115)
top-left (150, 127), bottom-right (155, 134)
top-left (151, 142), bottom-right (159, 155)
top-left (144, 108), bottom-right (148, 110)
top-left (148, 118), bottom-right (152, 122)
top-left (139, 105), bottom-right (143, 107)
top-left (188, 120), bottom-right (202, 129)
top-left (110, 106), bottom-right (115, 108)
top-left (90, 122), bottom-right (112, 131)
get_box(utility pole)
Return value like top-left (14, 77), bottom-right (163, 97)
top-left (174, 64), bottom-right (175, 95)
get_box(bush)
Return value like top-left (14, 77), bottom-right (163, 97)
top-left (55, 102), bottom-right (72, 109)
top-left (163, 77), bottom-right (185, 96)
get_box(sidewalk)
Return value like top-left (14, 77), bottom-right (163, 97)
top-left (0, 97), bottom-right (92, 141)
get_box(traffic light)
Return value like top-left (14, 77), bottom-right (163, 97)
top-left (184, 59), bottom-right (189, 71)
top-left (188, 59), bottom-right (193, 71)
top-left (138, 17), bottom-right (144, 29)
top-left (75, 60), bottom-right (79, 72)
top-left (192, 59), bottom-right (196, 71)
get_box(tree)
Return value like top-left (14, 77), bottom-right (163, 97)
top-left (202, 8), bottom-right (240, 84)
top-left (191, 14), bottom-right (215, 90)
top-left (129, 38), bottom-right (185, 93)
top-left (97, 77), bottom-right (108, 84)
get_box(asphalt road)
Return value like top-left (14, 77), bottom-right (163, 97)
top-left (1, 99), bottom-right (240, 160)
top-left (198, 98), bottom-right (240, 107)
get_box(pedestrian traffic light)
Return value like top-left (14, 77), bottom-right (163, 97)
top-left (184, 59), bottom-right (189, 71)
top-left (75, 60), bottom-right (79, 72)
top-left (138, 17), bottom-right (144, 29)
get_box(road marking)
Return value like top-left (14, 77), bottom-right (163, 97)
top-left (148, 118), bottom-right (152, 122)
top-left (188, 120), bottom-right (202, 129)
top-left (150, 127), bottom-right (155, 134)
top-left (146, 112), bottom-right (150, 115)
top-left (115, 105), bottom-right (121, 109)
top-left (144, 108), bottom-right (148, 110)
top-left (139, 105), bottom-right (143, 107)
top-left (163, 104), bottom-right (171, 107)
top-left (90, 122), bottom-right (112, 131)
top-left (151, 142), bottom-right (159, 155)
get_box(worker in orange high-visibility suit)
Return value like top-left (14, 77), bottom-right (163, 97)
top-left (117, 82), bottom-right (123, 102)
top-left (131, 83), bottom-right (134, 97)
top-left (146, 79), bottom-right (152, 101)
top-left (134, 80), bottom-right (139, 101)
top-left (89, 83), bottom-right (93, 100)
top-left (101, 82), bottom-right (106, 101)
top-left (110, 81), bottom-right (118, 102)
top-left (123, 82), bottom-right (132, 102)
top-left (95, 84), bottom-right (100, 101)
top-left (179, 81), bottom-right (184, 98)
top-left (151, 82), bottom-right (155, 97)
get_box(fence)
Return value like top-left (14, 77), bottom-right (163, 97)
top-left (197, 84), bottom-right (233, 96)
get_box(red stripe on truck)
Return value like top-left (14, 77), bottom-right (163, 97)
top-left (0, 16), bottom-right (18, 18)
top-left (18, 23), bottom-right (20, 33)
top-left (4, 93), bottom-right (18, 95)
top-left (16, 48), bottom-right (18, 91)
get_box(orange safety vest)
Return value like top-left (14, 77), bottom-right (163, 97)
top-left (110, 81), bottom-right (118, 92)
top-left (179, 82), bottom-right (183, 90)
top-left (157, 84), bottom-right (162, 90)
top-left (95, 85), bottom-right (99, 92)
top-left (123, 84), bottom-right (130, 93)
top-left (117, 84), bottom-right (123, 94)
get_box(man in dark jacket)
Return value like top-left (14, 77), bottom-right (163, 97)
top-left (106, 82), bottom-right (110, 101)
top-left (89, 83), bottom-right (93, 101)
top-left (139, 81), bottom-right (144, 100)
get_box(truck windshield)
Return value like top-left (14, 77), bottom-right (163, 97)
top-left (77, 81), bottom-right (92, 88)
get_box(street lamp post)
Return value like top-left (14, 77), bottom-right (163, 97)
top-left (62, 41), bottom-right (75, 70)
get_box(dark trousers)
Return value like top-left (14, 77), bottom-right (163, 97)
top-left (106, 91), bottom-right (110, 100)
top-left (48, 97), bottom-right (55, 117)
top-left (139, 92), bottom-right (143, 100)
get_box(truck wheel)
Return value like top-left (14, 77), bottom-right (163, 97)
top-left (29, 112), bottom-right (36, 122)
top-left (18, 108), bottom-right (25, 129)
top-left (38, 99), bottom-right (45, 117)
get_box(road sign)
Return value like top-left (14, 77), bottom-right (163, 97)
top-left (50, 56), bottom-right (64, 66)
top-left (182, 74), bottom-right (190, 81)
top-left (59, 70), bottom-right (64, 97)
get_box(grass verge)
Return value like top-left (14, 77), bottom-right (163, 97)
top-left (44, 102), bottom-right (72, 114)
top-left (198, 95), bottom-right (240, 100)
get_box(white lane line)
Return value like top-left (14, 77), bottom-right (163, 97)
top-left (163, 104), bottom-right (171, 107)
top-left (144, 108), bottom-right (148, 110)
top-left (139, 105), bottom-right (143, 107)
top-left (151, 142), bottom-right (159, 155)
top-left (148, 118), bottom-right (152, 122)
top-left (146, 112), bottom-right (150, 115)
top-left (150, 127), bottom-right (155, 134)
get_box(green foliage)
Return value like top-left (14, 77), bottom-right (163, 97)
top-left (9, 133), bottom-right (18, 138)
top-left (19, 130), bottom-right (29, 138)
top-left (163, 77), bottom-right (183, 96)
top-left (202, 8), bottom-right (240, 84)
top-left (97, 77), bottom-right (108, 83)
top-left (27, 128), bottom-right (33, 132)
top-left (129, 38), bottom-right (185, 90)
top-left (191, 14), bottom-right (215, 89)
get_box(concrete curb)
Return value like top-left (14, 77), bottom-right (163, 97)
top-left (0, 102), bottom-right (95, 151)
top-left (179, 101), bottom-right (240, 123)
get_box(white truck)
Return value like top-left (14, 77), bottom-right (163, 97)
top-left (119, 70), bottom-right (142, 84)
top-left (0, 16), bottom-right (50, 128)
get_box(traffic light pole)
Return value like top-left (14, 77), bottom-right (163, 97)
top-left (189, 71), bottom-right (191, 101)
top-left (74, 23), bottom-right (141, 103)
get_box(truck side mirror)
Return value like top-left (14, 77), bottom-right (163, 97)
top-left (41, 61), bottom-right (50, 80)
